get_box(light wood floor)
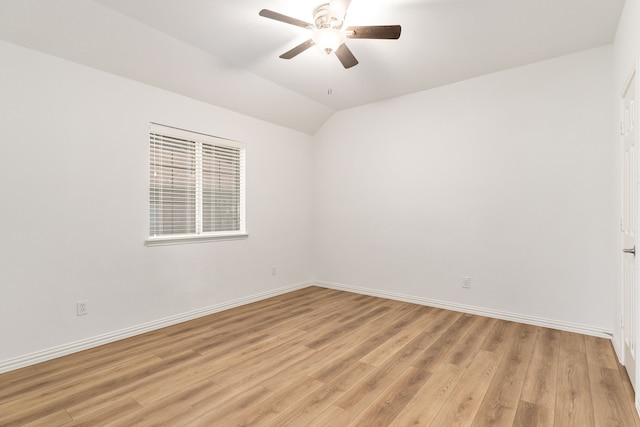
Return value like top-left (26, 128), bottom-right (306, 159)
top-left (1, 286), bottom-right (638, 426)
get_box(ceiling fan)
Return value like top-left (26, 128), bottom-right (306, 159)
top-left (259, 0), bottom-right (401, 69)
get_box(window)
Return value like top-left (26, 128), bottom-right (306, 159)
top-left (147, 123), bottom-right (246, 245)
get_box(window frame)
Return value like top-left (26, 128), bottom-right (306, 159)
top-left (145, 123), bottom-right (247, 246)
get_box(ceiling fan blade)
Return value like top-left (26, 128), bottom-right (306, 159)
top-left (280, 39), bottom-right (316, 59)
top-left (335, 43), bottom-right (359, 69)
top-left (346, 25), bottom-right (402, 39)
top-left (259, 9), bottom-right (313, 29)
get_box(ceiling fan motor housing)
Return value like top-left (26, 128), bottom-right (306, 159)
top-left (313, 3), bottom-right (344, 29)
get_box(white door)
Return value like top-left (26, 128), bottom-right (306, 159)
top-left (623, 69), bottom-right (637, 390)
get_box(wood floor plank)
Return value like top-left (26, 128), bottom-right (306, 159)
top-left (388, 362), bottom-right (464, 427)
top-left (0, 365), bottom-right (37, 384)
top-left (261, 309), bottom-right (337, 336)
top-left (64, 350), bottom-right (203, 418)
top-left (127, 353), bottom-right (230, 406)
top-left (618, 362), bottom-right (640, 426)
top-left (229, 375), bottom-right (325, 426)
top-left (257, 301), bottom-right (403, 392)
top-left (207, 343), bottom-right (316, 396)
top-left (347, 366), bottom-right (432, 427)
top-left (429, 349), bottom-right (503, 427)
top-left (310, 304), bottom-right (432, 383)
top-left (359, 306), bottom-right (440, 367)
top-left (29, 332), bottom-right (164, 376)
top-left (0, 287), bottom-right (637, 427)
top-left (168, 288), bottom-right (332, 345)
top-left (520, 327), bottom-right (560, 410)
top-left (291, 293), bottom-right (373, 333)
top-left (559, 329), bottom-right (587, 353)
top-left (513, 400), bottom-right (554, 427)
top-left (191, 307), bottom-right (313, 355)
top-left (446, 315), bottom-right (498, 367)
top-left (267, 361), bottom-right (374, 427)
top-left (471, 323), bottom-right (538, 427)
top-left (588, 364), bottom-right (638, 427)
top-left (584, 335), bottom-right (619, 370)
top-left (191, 327), bottom-right (307, 379)
top-left (554, 332), bottom-right (595, 427)
top-left (188, 385), bottom-right (274, 426)
top-left (63, 397), bottom-right (142, 426)
top-left (335, 308), bottom-right (457, 414)
top-left (21, 410), bottom-right (72, 427)
top-left (332, 296), bottom-right (386, 323)
top-left (108, 379), bottom-right (221, 426)
top-left (0, 347), bottom-right (159, 405)
top-left (410, 312), bottom-right (476, 371)
top-left (191, 330), bottom-right (272, 360)
top-left (206, 335), bottom-right (313, 386)
top-left (481, 319), bottom-right (518, 354)
top-left (0, 354), bottom-right (164, 426)
top-left (310, 405), bottom-right (357, 427)
top-left (303, 306), bottom-right (392, 350)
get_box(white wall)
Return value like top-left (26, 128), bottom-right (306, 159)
top-left (313, 46), bottom-right (615, 333)
top-left (0, 26), bottom-right (623, 371)
top-left (0, 40), bottom-right (313, 365)
top-left (614, 0), bottom-right (640, 100)
top-left (612, 0), bottom-right (640, 378)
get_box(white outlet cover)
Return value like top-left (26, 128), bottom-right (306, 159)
top-left (77, 301), bottom-right (88, 316)
top-left (462, 276), bottom-right (471, 288)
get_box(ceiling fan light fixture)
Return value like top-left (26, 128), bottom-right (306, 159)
top-left (313, 28), bottom-right (346, 54)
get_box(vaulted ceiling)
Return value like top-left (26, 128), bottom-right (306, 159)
top-left (0, 0), bottom-right (626, 134)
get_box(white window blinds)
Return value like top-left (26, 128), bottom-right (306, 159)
top-left (149, 123), bottom-right (245, 241)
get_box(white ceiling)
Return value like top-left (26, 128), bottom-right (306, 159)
top-left (0, 0), bottom-right (626, 134)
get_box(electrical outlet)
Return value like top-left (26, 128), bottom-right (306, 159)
top-left (272, 266), bottom-right (277, 275)
top-left (77, 301), bottom-right (88, 316)
top-left (462, 276), bottom-right (471, 289)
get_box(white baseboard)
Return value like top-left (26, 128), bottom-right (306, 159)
top-left (1, 279), bottom-right (615, 375)
top-left (612, 334), bottom-right (625, 364)
top-left (0, 281), bottom-right (313, 374)
top-left (314, 280), bottom-right (613, 339)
